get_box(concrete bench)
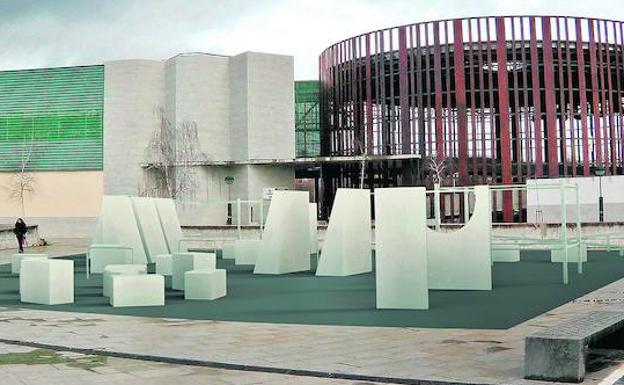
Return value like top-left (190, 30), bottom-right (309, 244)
top-left (20, 259), bottom-right (74, 305)
top-left (109, 274), bottom-right (165, 307)
top-left (103, 264), bottom-right (147, 297)
top-left (12, 253), bottom-right (49, 274)
top-left (525, 311), bottom-right (624, 382)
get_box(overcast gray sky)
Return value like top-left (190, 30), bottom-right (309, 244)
top-left (1, 0), bottom-right (623, 79)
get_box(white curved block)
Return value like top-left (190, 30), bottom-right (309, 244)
top-left (184, 269), bottom-right (227, 300)
top-left (153, 254), bottom-right (173, 275)
top-left (234, 240), bottom-right (261, 265)
top-left (551, 244), bottom-right (587, 263)
top-left (110, 274), bottom-right (164, 307)
top-left (131, 197), bottom-right (169, 263)
top-left (254, 191), bottom-right (310, 275)
top-left (20, 259), bottom-right (74, 305)
top-left (96, 195), bottom-right (148, 264)
top-left (316, 189), bottom-right (372, 276)
top-left (153, 198), bottom-right (186, 253)
top-left (103, 264), bottom-right (147, 297)
top-left (12, 254), bottom-right (48, 275)
top-left (375, 187), bottom-right (429, 309)
top-left (309, 203), bottom-right (318, 254)
top-left (427, 185), bottom-right (492, 290)
top-left (172, 252), bottom-right (216, 290)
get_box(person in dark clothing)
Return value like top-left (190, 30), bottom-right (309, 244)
top-left (13, 218), bottom-right (27, 253)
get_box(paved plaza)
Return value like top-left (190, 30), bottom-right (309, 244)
top-left (1, 241), bottom-right (624, 384)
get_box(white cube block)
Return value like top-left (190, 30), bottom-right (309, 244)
top-left (184, 269), bottom-right (227, 300)
top-left (103, 264), bottom-right (147, 297)
top-left (89, 245), bottom-right (132, 274)
top-left (20, 259), bottom-right (74, 305)
top-left (12, 254), bottom-right (48, 275)
top-left (172, 252), bottom-right (216, 290)
top-left (222, 244), bottom-right (235, 260)
top-left (110, 274), bottom-right (165, 307)
top-left (153, 254), bottom-right (173, 275)
top-left (234, 240), bottom-right (262, 265)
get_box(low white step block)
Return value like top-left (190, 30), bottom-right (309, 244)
top-left (551, 244), bottom-right (588, 263)
top-left (103, 264), bottom-right (147, 297)
top-left (153, 254), bottom-right (173, 275)
top-left (222, 244), bottom-right (235, 260)
top-left (12, 254), bottom-right (48, 275)
top-left (172, 252), bottom-right (216, 290)
top-left (184, 269), bottom-right (227, 300)
top-left (88, 244), bottom-right (132, 274)
top-left (110, 274), bottom-right (165, 307)
top-left (20, 259), bottom-right (74, 305)
top-left (234, 240), bottom-right (261, 265)
top-left (492, 248), bottom-right (521, 262)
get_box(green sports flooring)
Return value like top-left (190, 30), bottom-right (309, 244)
top-left (0, 250), bottom-right (623, 329)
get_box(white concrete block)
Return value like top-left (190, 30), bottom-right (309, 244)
top-left (96, 195), bottom-right (148, 264)
top-left (184, 269), bottom-right (227, 300)
top-left (316, 189), bottom-right (372, 276)
top-left (103, 264), bottom-right (147, 297)
top-left (222, 244), bottom-right (235, 260)
top-left (551, 243), bottom-right (588, 263)
top-left (427, 185), bottom-right (492, 290)
top-left (375, 187), bottom-right (429, 309)
top-left (131, 197), bottom-right (169, 263)
top-left (153, 198), bottom-right (185, 253)
top-left (20, 259), bottom-right (74, 305)
top-left (492, 248), bottom-right (521, 262)
top-left (12, 254), bottom-right (48, 275)
top-left (172, 252), bottom-right (216, 290)
top-left (254, 191), bottom-right (311, 275)
top-left (309, 203), bottom-right (318, 254)
top-left (88, 244), bottom-right (132, 274)
top-left (153, 254), bottom-right (173, 275)
top-left (110, 274), bottom-right (165, 307)
top-left (234, 239), bottom-right (262, 265)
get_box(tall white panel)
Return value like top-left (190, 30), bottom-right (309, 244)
top-left (97, 195), bottom-right (148, 264)
top-left (309, 203), bottom-right (318, 255)
top-left (131, 197), bottom-right (169, 263)
top-left (375, 187), bottom-right (429, 309)
top-left (426, 186), bottom-right (492, 290)
top-left (254, 191), bottom-right (310, 274)
top-left (153, 198), bottom-right (186, 253)
top-left (316, 189), bottom-right (372, 276)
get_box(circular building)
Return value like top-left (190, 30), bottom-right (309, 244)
top-left (319, 16), bottom-right (624, 221)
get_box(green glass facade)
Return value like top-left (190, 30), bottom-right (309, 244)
top-left (295, 80), bottom-right (320, 157)
top-left (0, 65), bottom-right (104, 171)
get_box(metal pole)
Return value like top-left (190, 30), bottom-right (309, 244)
top-left (236, 198), bottom-right (242, 240)
top-left (575, 184), bottom-right (583, 274)
top-left (259, 200), bottom-right (265, 239)
top-left (463, 190), bottom-right (470, 224)
top-left (599, 175), bottom-right (604, 222)
top-left (434, 183), bottom-right (441, 230)
top-left (560, 179), bottom-right (568, 284)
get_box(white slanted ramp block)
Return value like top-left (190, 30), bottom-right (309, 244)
top-left (309, 203), bottom-right (319, 255)
top-left (131, 197), bottom-right (170, 263)
top-left (110, 275), bottom-right (165, 307)
top-left (103, 264), bottom-right (147, 297)
top-left (153, 198), bottom-right (186, 253)
top-left (427, 185), bottom-right (493, 290)
top-left (551, 243), bottom-right (588, 263)
top-left (184, 269), bottom-right (227, 300)
top-left (375, 187), bottom-right (429, 309)
top-left (20, 259), bottom-right (74, 305)
top-left (254, 191), bottom-right (311, 275)
top-left (234, 240), bottom-right (261, 265)
top-left (316, 189), bottom-right (372, 276)
top-left (12, 254), bottom-right (48, 275)
top-left (172, 252), bottom-right (216, 290)
top-left (96, 195), bottom-right (148, 264)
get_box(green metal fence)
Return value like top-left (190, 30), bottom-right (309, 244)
top-left (295, 80), bottom-right (320, 157)
top-left (0, 65), bottom-right (104, 171)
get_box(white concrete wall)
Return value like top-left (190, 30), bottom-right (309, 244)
top-left (527, 176), bottom-right (624, 223)
top-left (103, 59), bottom-right (165, 195)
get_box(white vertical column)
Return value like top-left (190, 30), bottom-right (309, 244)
top-left (375, 187), bottom-right (429, 310)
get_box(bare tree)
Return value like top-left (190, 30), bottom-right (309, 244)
top-left (424, 156), bottom-right (457, 184)
top-left (5, 121), bottom-right (37, 217)
top-left (143, 107), bottom-right (207, 199)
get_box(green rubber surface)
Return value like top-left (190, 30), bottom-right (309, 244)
top-left (0, 250), bottom-right (622, 329)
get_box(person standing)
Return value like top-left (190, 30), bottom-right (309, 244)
top-left (13, 218), bottom-right (27, 253)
